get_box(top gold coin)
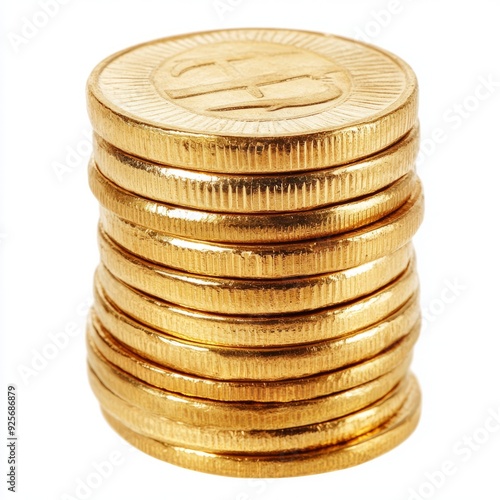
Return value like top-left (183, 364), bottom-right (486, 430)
top-left (87, 28), bottom-right (418, 173)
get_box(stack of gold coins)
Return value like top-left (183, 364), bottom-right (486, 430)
top-left (85, 28), bottom-right (424, 477)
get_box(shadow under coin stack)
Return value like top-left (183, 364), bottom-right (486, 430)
top-left (85, 28), bottom-right (424, 477)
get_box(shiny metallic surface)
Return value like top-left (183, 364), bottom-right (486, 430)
top-left (87, 349), bottom-right (411, 430)
top-left (85, 28), bottom-right (424, 476)
top-left (87, 317), bottom-right (418, 402)
top-left (90, 161), bottom-right (418, 243)
top-left (97, 235), bottom-right (414, 315)
top-left (99, 380), bottom-right (421, 477)
top-left (94, 260), bottom-right (419, 347)
top-left (93, 372), bottom-right (417, 453)
top-left (97, 181), bottom-right (423, 278)
top-left (87, 29), bottom-right (418, 173)
top-left (89, 296), bottom-right (420, 381)
top-left (92, 127), bottom-right (419, 213)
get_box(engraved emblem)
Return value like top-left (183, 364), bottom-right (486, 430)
top-left (152, 42), bottom-right (352, 120)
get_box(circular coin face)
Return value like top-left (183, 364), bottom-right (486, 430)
top-left (88, 29), bottom-right (417, 172)
top-left (152, 40), bottom-right (354, 122)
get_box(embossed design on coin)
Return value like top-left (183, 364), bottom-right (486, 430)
top-left (88, 29), bottom-right (417, 170)
top-left (152, 42), bottom-right (352, 120)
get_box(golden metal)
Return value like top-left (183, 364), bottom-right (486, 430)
top-left (92, 372), bottom-right (415, 453)
top-left (87, 29), bottom-right (417, 173)
top-left (98, 234), bottom-right (413, 315)
top-left (90, 161), bottom-right (417, 244)
top-left (87, 317), bottom-right (417, 401)
top-left (99, 377), bottom-right (420, 477)
top-left (90, 291), bottom-right (420, 381)
top-left (87, 350), bottom-right (410, 430)
top-left (92, 127), bottom-right (419, 213)
top-left (98, 182), bottom-right (423, 278)
top-left (85, 28), bottom-right (424, 475)
top-left (94, 259), bottom-right (419, 347)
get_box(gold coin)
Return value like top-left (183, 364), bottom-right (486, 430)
top-left (92, 370), bottom-right (415, 453)
top-left (95, 258), bottom-right (419, 347)
top-left (87, 349), bottom-right (410, 430)
top-left (98, 182), bottom-right (423, 278)
top-left (87, 29), bottom-right (417, 173)
top-left (90, 160), bottom-right (417, 244)
top-left (98, 235), bottom-right (413, 315)
top-left (87, 312), bottom-right (417, 401)
top-left (90, 290), bottom-right (420, 381)
top-left (93, 126), bottom-right (419, 213)
top-left (99, 379), bottom-right (421, 477)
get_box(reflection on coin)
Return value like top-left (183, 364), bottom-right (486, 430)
top-left (90, 161), bottom-right (417, 243)
top-left (94, 259), bottom-right (419, 347)
top-left (98, 182), bottom-right (423, 277)
top-left (98, 235), bottom-right (413, 315)
top-left (87, 314), bottom-right (417, 401)
top-left (92, 127), bottom-right (419, 213)
top-left (90, 292), bottom-right (420, 381)
top-left (87, 29), bottom-right (417, 172)
top-left (99, 377), bottom-right (421, 477)
top-left (88, 349), bottom-right (410, 430)
top-left (93, 372), bottom-right (416, 453)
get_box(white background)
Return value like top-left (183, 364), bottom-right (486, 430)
top-left (1, 1), bottom-right (500, 499)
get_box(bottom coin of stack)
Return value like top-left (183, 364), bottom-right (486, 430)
top-left (86, 248), bottom-right (421, 477)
